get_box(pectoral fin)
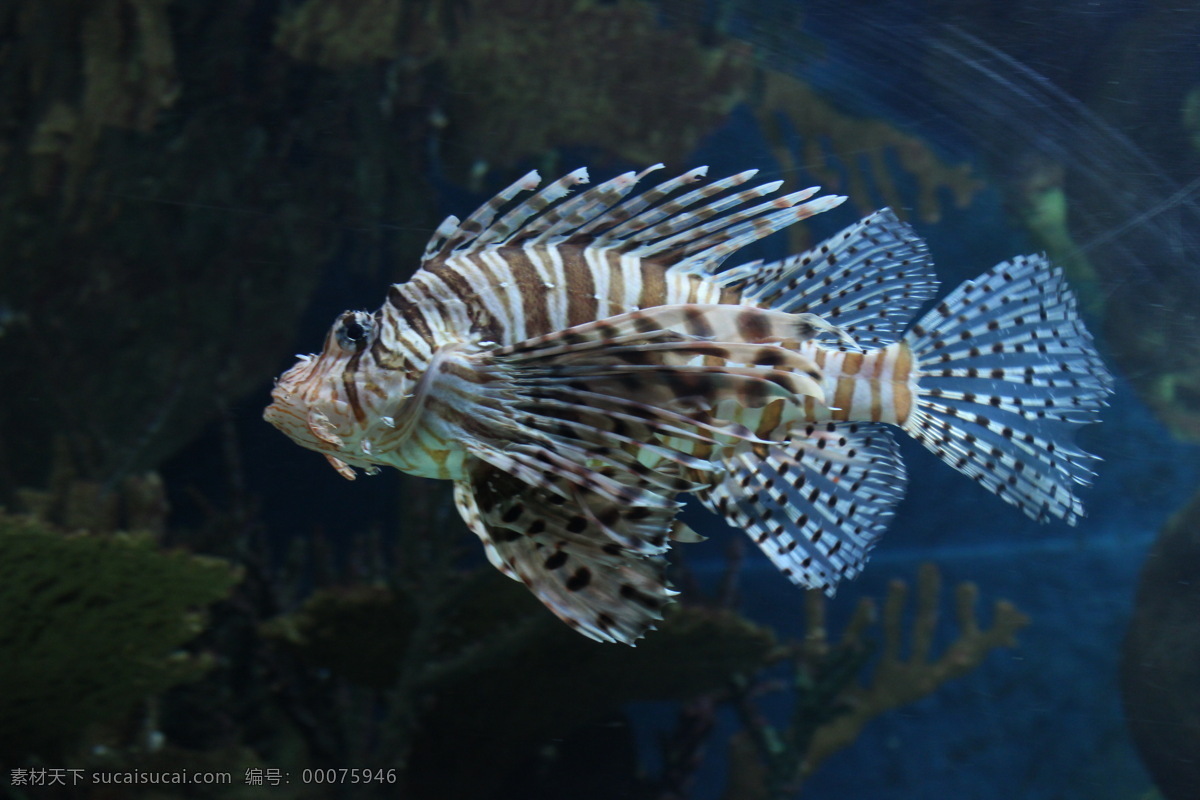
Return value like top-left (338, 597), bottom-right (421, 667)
top-left (453, 465), bottom-right (684, 645)
top-left (483, 304), bottom-right (837, 462)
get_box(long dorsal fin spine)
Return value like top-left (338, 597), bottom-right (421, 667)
top-left (417, 166), bottom-right (846, 284)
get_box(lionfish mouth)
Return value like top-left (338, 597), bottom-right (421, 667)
top-left (263, 354), bottom-right (332, 447)
top-left (264, 350), bottom-right (381, 483)
top-left (262, 393), bottom-right (303, 437)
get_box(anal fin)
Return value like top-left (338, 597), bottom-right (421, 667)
top-left (697, 421), bottom-right (907, 594)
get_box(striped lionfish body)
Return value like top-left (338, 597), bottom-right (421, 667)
top-left (265, 166), bottom-right (1111, 644)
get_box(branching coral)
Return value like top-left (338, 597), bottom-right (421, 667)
top-left (725, 563), bottom-right (1030, 798)
top-left (756, 72), bottom-right (984, 234)
top-left (256, 500), bottom-right (1030, 800)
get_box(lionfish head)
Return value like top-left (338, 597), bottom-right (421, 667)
top-left (263, 310), bottom-right (413, 480)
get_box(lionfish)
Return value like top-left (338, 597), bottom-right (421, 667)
top-left (265, 165), bottom-right (1111, 644)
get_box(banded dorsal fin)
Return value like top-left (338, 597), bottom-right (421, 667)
top-left (418, 166), bottom-right (846, 276)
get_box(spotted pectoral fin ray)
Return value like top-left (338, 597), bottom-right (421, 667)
top-left (496, 302), bottom-right (849, 357)
top-left (488, 304), bottom-right (838, 449)
top-left (697, 421), bottom-right (907, 594)
top-left (453, 464), bottom-right (684, 644)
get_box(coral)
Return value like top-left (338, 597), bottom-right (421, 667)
top-left (275, 0), bottom-right (405, 67)
top-left (755, 71), bottom-right (984, 234)
top-left (726, 563), bottom-right (1030, 798)
top-left (274, 0), bottom-right (453, 69)
top-left (1004, 153), bottom-right (1104, 316)
top-left (24, 0), bottom-right (179, 205)
top-left (241, 476), bottom-right (779, 798)
top-left (13, 437), bottom-right (171, 536)
top-left (271, 0), bottom-right (981, 225)
top-left (259, 535), bottom-right (1029, 799)
top-left (0, 0), bottom-right (439, 493)
top-left (261, 583), bottom-right (415, 689)
top-left (437, 0), bottom-right (754, 172)
top-left (277, 0), bottom-right (751, 170)
top-left (0, 508), bottom-right (240, 760)
top-left (261, 558), bottom-right (780, 799)
top-left (1102, 282), bottom-right (1200, 442)
top-left (410, 592), bottom-right (780, 799)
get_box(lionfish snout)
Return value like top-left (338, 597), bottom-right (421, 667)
top-left (265, 352), bottom-right (398, 481)
top-left (264, 355), bottom-right (339, 449)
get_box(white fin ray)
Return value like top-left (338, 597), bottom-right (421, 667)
top-left (523, 171), bottom-right (644, 242)
top-left (716, 209), bottom-right (938, 346)
top-left (422, 168), bottom-right (591, 263)
top-left (601, 169), bottom-right (759, 240)
top-left (698, 422), bottom-right (907, 594)
top-left (494, 303), bottom-right (846, 358)
top-left (415, 166), bottom-right (846, 281)
top-left (666, 194), bottom-right (847, 274)
top-left (420, 214), bottom-right (466, 263)
top-left (490, 167), bottom-right (591, 242)
top-left (573, 163), bottom-right (669, 236)
top-left (421, 169), bottom-right (542, 261)
top-left (624, 184), bottom-right (801, 253)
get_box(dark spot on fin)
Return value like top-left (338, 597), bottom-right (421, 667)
top-left (566, 567), bottom-right (592, 591)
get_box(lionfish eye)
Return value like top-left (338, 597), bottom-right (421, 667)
top-left (336, 312), bottom-right (371, 350)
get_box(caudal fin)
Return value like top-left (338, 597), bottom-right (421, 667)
top-left (902, 254), bottom-right (1112, 524)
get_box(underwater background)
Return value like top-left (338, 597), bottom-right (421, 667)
top-left (2, 1), bottom-right (1198, 798)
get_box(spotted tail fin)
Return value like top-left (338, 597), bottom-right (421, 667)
top-left (901, 255), bottom-right (1112, 523)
